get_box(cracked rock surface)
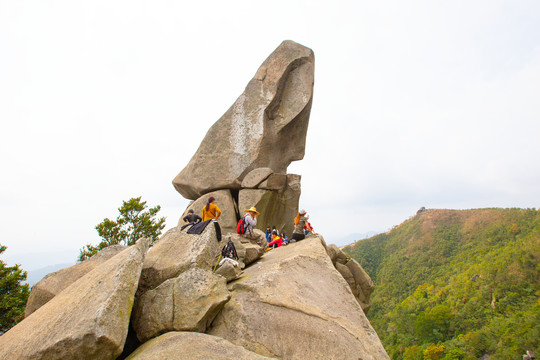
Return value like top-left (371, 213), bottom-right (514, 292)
top-left (126, 332), bottom-right (275, 360)
top-left (207, 237), bottom-right (389, 360)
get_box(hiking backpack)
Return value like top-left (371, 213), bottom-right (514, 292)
top-left (221, 238), bottom-right (238, 260)
top-left (236, 214), bottom-right (248, 234)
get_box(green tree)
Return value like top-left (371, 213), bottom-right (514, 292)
top-left (0, 244), bottom-right (30, 333)
top-left (424, 344), bottom-right (446, 360)
top-left (79, 197), bottom-right (166, 261)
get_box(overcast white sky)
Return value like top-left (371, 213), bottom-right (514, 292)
top-left (1, 1), bottom-right (539, 270)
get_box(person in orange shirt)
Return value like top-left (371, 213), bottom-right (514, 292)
top-left (202, 196), bottom-right (221, 221)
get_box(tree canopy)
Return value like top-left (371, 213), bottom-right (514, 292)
top-left (78, 197), bottom-right (166, 261)
top-left (344, 208), bottom-right (540, 360)
top-left (0, 244), bottom-right (30, 334)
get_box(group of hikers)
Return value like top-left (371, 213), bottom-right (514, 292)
top-left (181, 196), bottom-right (316, 250)
top-left (263, 210), bottom-right (316, 250)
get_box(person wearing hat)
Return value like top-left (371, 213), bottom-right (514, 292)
top-left (292, 209), bottom-right (313, 242)
top-left (243, 206), bottom-right (260, 236)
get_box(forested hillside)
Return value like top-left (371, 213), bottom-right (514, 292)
top-left (343, 208), bottom-right (539, 360)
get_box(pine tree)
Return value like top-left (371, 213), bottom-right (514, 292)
top-left (0, 244), bottom-right (30, 333)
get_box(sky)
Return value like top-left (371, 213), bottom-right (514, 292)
top-left (1, 0), bottom-right (539, 271)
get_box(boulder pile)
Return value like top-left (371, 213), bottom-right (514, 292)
top-left (7, 227), bottom-right (387, 359)
top-left (0, 40), bottom-right (390, 359)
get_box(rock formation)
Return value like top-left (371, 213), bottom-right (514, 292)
top-left (173, 40), bottom-right (314, 201)
top-left (138, 224), bottom-right (222, 293)
top-left (125, 332), bottom-right (274, 360)
top-left (0, 239), bottom-right (149, 360)
top-left (209, 237), bottom-right (387, 359)
top-left (7, 40), bottom-right (389, 360)
top-left (24, 244), bottom-right (127, 317)
top-left (172, 40), bottom-right (314, 234)
top-left (326, 244), bottom-right (374, 313)
top-left (133, 267), bottom-right (230, 342)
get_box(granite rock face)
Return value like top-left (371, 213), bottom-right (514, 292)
top-left (173, 40), bottom-right (314, 200)
top-left (25, 244), bottom-right (127, 317)
top-left (238, 174), bottom-right (301, 235)
top-left (215, 259), bottom-right (243, 282)
top-left (138, 224), bottom-right (222, 293)
top-left (208, 237), bottom-right (389, 360)
top-left (125, 332), bottom-right (275, 360)
top-left (241, 168), bottom-right (274, 188)
top-left (0, 239), bottom-right (149, 360)
top-left (2, 41), bottom-right (389, 360)
top-left (133, 268), bottom-right (230, 342)
top-left (326, 244), bottom-right (375, 313)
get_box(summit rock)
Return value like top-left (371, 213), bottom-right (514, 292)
top-left (173, 40), bottom-right (315, 200)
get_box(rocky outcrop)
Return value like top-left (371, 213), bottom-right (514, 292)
top-left (173, 40), bottom-right (314, 200)
top-left (25, 244), bottom-right (127, 317)
top-left (326, 244), bottom-right (374, 313)
top-left (241, 168), bottom-right (274, 188)
top-left (346, 258), bottom-right (375, 312)
top-left (228, 231), bottom-right (266, 269)
top-left (0, 239), bottom-right (149, 360)
top-left (133, 268), bottom-right (230, 343)
top-left (138, 224), bottom-right (222, 293)
top-left (238, 174), bottom-right (301, 236)
top-left (2, 41), bottom-right (388, 360)
top-left (125, 332), bottom-right (274, 360)
top-left (208, 237), bottom-right (389, 360)
top-left (215, 259), bottom-right (244, 282)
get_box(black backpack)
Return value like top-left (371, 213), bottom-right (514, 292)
top-left (221, 238), bottom-right (238, 260)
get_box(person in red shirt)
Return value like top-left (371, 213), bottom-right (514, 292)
top-left (268, 230), bottom-right (284, 248)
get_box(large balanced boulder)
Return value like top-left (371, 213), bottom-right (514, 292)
top-left (133, 268), bottom-right (230, 342)
top-left (208, 237), bottom-right (389, 360)
top-left (173, 40), bottom-right (315, 200)
top-left (138, 224), bottom-right (222, 293)
top-left (126, 332), bottom-right (274, 360)
top-left (238, 174), bottom-right (301, 235)
top-left (0, 239), bottom-right (150, 360)
top-left (178, 189), bottom-right (238, 233)
top-left (25, 244), bottom-right (127, 317)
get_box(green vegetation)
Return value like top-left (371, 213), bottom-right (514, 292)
top-left (79, 197), bottom-right (166, 261)
top-left (0, 244), bottom-right (30, 333)
top-left (343, 208), bottom-right (540, 360)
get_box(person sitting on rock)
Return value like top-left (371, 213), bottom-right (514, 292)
top-left (243, 206), bottom-right (260, 236)
top-left (265, 226), bottom-right (272, 243)
top-left (304, 221), bottom-right (317, 235)
top-left (180, 209), bottom-right (202, 230)
top-left (183, 209), bottom-right (202, 224)
top-left (281, 232), bottom-right (289, 245)
top-left (291, 209), bottom-right (313, 242)
top-left (267, 230), bottom-right (283, 248)
top-left (202, 196), bottom-right (221, 221)
top-left (272, 225), bottom-right (280, 236)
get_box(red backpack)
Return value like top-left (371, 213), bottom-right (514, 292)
top-left (236, 214), bottom-right (248, 234)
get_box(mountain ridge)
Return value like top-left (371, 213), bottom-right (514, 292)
top-left (343, 207), bottom-right (539, 360)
